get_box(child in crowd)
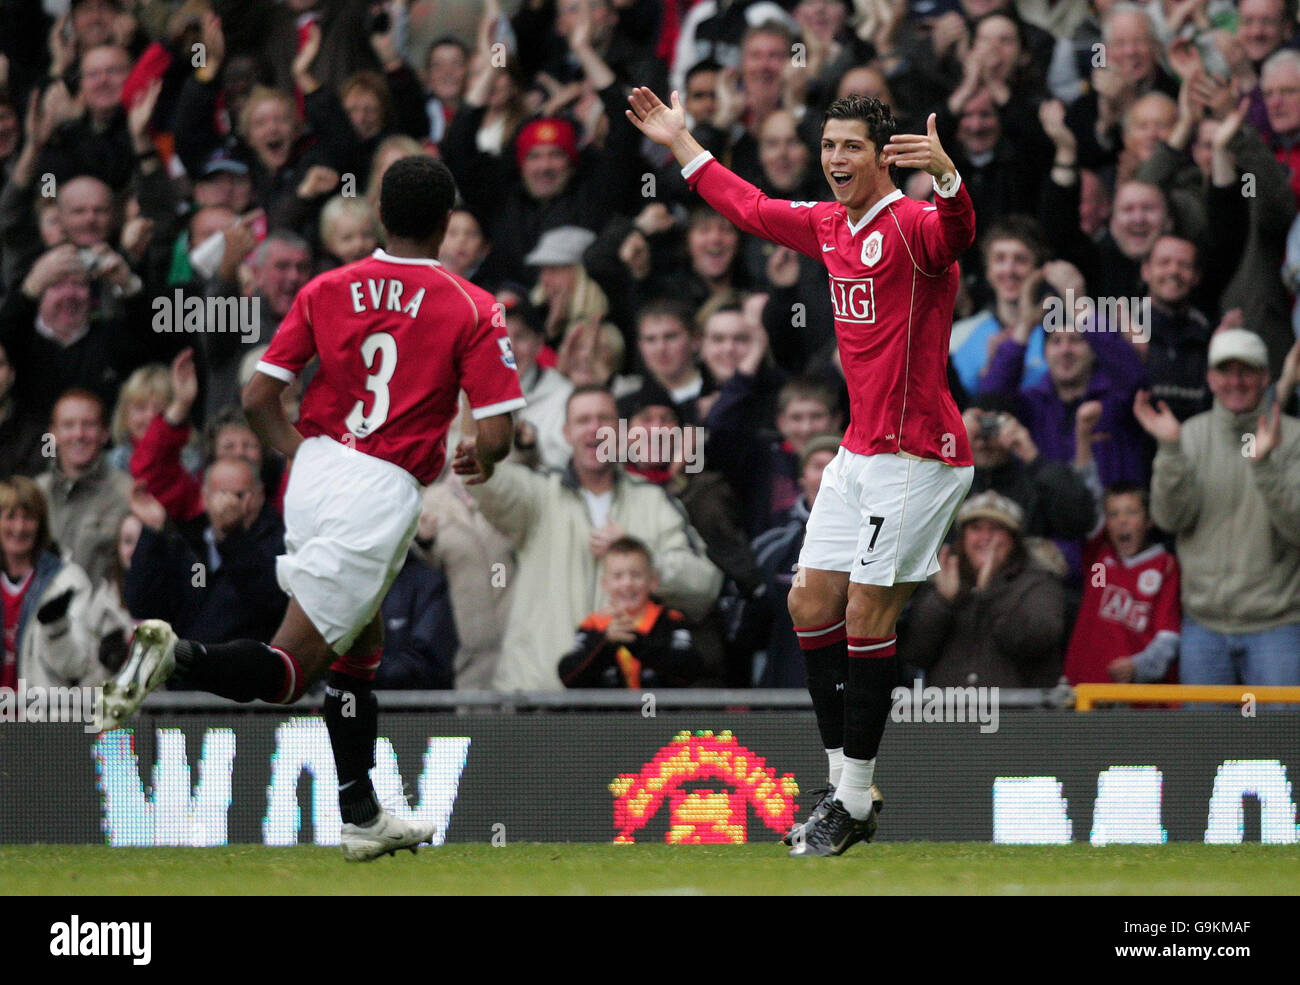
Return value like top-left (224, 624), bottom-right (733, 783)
top-left (108, 365), bottom-right (202, 475)
top-left (1064, 482), bottom-right (1180, 684)
top-left (559, 536), bottom-right (699, 688)
top-left (318, 195), bottom-right (379, 269)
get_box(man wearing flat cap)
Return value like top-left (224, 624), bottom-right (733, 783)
top-left (1136, 329), bottom-right (1300, 685)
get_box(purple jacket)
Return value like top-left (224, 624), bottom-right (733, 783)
top-left (980, 331), bottom-right (1152, 487)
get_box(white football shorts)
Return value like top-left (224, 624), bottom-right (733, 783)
top-left (798, 448), bottom-right (973, 586)
top-left (277, 435), bottom-right (422, 653)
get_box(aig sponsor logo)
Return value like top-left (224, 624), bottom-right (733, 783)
top-left (829, 275), bottom-right (876, 324)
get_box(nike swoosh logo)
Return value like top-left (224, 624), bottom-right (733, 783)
top-left (859, 558), bottom-right (876, 565)
top-left (822, 244), bottom-right (835, 252)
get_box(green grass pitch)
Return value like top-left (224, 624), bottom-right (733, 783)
top-left (3, 844), bottom-right (1299, 895)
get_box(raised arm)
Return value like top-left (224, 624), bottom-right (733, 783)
top-left (625, 87), bottom-right (822, 258)
top-left (882, 113), bottom-right (975, 270)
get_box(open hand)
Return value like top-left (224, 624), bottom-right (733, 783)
top-left (625, 86), bottom-right (687, 149)
top-left (1133, 390), bottom-right (1181, 444)
top-left (1251, 401), bottom-right (1282, 463)
top-left (589, 519), bottom-right (626, 559)
top-left (130, 482), bottom-right (167, 532)
top-left (934, 544), bottom-right (961, 600)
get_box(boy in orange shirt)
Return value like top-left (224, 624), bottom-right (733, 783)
top-left (559, 536), bottom-right (700, 688)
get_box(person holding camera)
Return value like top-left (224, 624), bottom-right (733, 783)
top-left (962, 394), bottom-right (1096, 545)
top-left (0, 242), bottom-right (153, 421)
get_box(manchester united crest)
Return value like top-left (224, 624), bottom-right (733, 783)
top-left (1137, 568), bottom-right (1163, 596)
top-left (862, 230), bottom-right (883, 267)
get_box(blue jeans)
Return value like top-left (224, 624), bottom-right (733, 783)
top-left (1179, 617), bottom-right (1300, 686)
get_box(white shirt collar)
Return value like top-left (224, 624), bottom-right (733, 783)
top-left (34, 314), bottom-right (91, 349)
top-left (1120, 543), bottom-right (1165, 568)
top-left (845, 189), bottom-right (904, 236)
top-left (372, 248), bottom-right (442, 267)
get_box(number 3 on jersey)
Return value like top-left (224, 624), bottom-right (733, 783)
top-left (345, 332), bottom-right (397, 438)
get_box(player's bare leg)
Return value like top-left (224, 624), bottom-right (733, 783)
top-left (785, 567), bottom-right (850, 842)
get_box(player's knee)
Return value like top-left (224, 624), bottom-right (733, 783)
top-left (788, 583), bottom-right (834, 628)
top-left (845, 586), bottom-right (904, 638)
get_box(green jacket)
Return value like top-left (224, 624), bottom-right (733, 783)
top-left (35, 455), bottom-right (132, 587)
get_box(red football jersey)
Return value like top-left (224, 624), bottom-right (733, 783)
top-left (2, 571), bottom-right (34, 691)
top-left (1064, 536), bottom-right (1181, 684)
top-left (685, 154), bottom-right (975, 466)
top-left (257, 249), bottom-right (525, 485)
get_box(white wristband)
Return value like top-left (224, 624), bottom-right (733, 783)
top-left (681, 151), bottom-right (714, 179)
top-left (933, 171), bottom-right (962, 198)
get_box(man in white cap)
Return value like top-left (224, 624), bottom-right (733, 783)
top-left (1135, 328), bottom-right (1300, 685)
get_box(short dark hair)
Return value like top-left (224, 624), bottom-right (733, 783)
top-left (565, 383), bottom-right (615, 420)
top-left (778, 376), bottom-right (839, 416)
top-left (1103, 480), bottom-right (1150, 513)
top-left (685, 59), bottom-right (723, 87)
top-left (1149, 233), bottom-right (1200, 270)
top-left (205, 406), bottom-right (259, 463)
top-left (605, 535), bottom-right (654, 568)
top-left (636, 297), bottom-right (696, 337)
top-left (981, 214), bottom-right (1049, 267)
top-left (379, 156), bottom-right (458, 241)
top-left (427, 35), bottom-right (470, 63)
top-left (822, 94), bottom-right (897, 163)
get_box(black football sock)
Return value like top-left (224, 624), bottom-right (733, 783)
top-left (324, 670), bottom-right (380, 826)
top-left (839, 635), bottom-right (898, 819)
top-left (794, 620), bottom-right (848, 783)
top-left (172, 639), bottom-right (295, 703)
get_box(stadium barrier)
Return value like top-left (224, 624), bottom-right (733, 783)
top-left (2, 691), bottom-right (1297, 847)
top-left (1074, 684), bottom-right (1300, 710)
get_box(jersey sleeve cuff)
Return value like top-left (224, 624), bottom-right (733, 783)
top-left (933, 171), bottom-right (962, 198)
top-left (471, 396), bottom-right (527, 420)
top-left (255, 360), bottom-right (297, 383)
top-left (681, 151), bottom-right (714, 180)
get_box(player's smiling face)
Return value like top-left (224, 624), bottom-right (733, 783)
top-left (820, 119), bottom-right (888, 213)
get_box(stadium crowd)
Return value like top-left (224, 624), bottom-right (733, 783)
top-left (1, 0), bottom-right (1298, 695)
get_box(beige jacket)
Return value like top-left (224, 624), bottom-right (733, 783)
top-left (416, 477), bottom-right (516, 689)
top-left (470, 462), bottom-right (724, 690)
